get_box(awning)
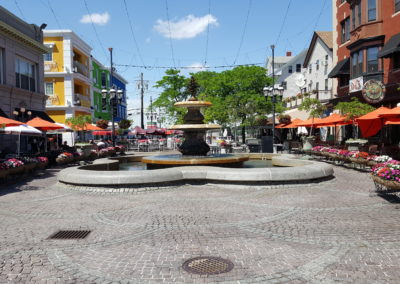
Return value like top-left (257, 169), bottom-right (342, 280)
top-left (26, 117), bottom-right (63, 131)
top-left (328, 58), bottom-right (350, 78)
top-left (378, 33), bottom-right (400, 58)
top-left (0, 108), bottom-right (8, 118)
top-left (14, 108), bottom-right (55, 123)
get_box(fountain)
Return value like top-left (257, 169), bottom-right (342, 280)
top-left (142, 77), bottom-right (249, 169)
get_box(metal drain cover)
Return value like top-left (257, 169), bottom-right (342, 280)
top-left (48, 230), bottom-right (91, 239)
top-left (182, 256), bottom-right (234, 275)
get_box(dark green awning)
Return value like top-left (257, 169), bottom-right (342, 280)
top-left (378, 33), bottom-right (400, 58)
top-left (328, 58), bottom-right (350, 78)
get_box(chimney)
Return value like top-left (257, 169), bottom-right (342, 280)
top-left (286, 51), bottom-right (292, 57)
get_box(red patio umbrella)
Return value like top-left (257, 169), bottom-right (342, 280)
top-left (356, 106), bottom-right (390, 137)
top-left (0, 116), bottom-right (24, 127)
top-left (132, 126), bottom-right (146, 135)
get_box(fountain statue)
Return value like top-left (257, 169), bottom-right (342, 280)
top-left (142, 76), bottom-right (249, 169)
top-left (169, 77), bottom-right (220, 156)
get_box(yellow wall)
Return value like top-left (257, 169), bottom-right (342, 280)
top-left (44, 36), bottom-right (64, 72)
top-left (47, 110), bottom-right (66, 124)
top-left (45, 77), bottom-right (65, 106)
top-left (75, 111), bottom-right (91, 116)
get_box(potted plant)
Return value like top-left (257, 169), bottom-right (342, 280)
top-left (371, 160), bottom-right (400, 190)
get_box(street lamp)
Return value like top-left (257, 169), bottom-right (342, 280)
top-left (13, 108), bottom-right (32, 122)
top-left (263, 85), bottom-right (284, 147)
top-left (101, 87), bottom-right (123, 147)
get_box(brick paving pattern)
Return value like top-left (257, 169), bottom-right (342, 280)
top-left (1, 165), bottom-right (400, 283)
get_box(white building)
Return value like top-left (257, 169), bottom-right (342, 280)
top-left (302, 31), bottom-right (334, 102)
top-left (265, 51), bottom-right (293, 77)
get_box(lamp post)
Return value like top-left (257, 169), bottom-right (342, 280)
top-left (13, 107), bottom-right (32, 122)
top-left (263, 85), bottom-right (284, 148)
top-left (101, 48), bottom-right (123, 147)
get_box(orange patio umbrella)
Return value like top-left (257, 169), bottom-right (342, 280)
top-left (378, 106), bottom-right (400, 118)
top-left (26, 117), bottom-right (63, 131)
top-left (0, 116), bottom-right (24, 127)
top-left (385, 118), bottom-right (400, 125)
top-left (296, 117), bottom-right (324, 127)
top-left (282, 118), bottom-right (303, 128)
top-left (317, 113), bottom-right (352, 127)
top-left (67, 122), bottom-right (103, 131)
top-left (275, 123), bottom-right (286, 129)
top-left (356, 106), bottom-right (390, 138)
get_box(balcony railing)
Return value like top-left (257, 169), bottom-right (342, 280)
top-left (44, 61), bottom-right (58, 72)
top-left (74, 93), bottom-right (91, 108)
top-left (73, 61), bottom-right (89, 77)
top-left (46, 94), bottom-right (59, 106)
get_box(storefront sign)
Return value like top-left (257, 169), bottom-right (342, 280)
top-left (362, 79), bottom-right (385, 104)
top-left (349, 77), bottom-right (363, 93)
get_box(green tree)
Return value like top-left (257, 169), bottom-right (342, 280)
top-left (298, 98), bottom-right (327, 136)
top-left (153, 69), bottom-right (189, 124)
top-left (334, 97), bottom-right (375, 138)
top-left (66, 115), bottom-right (92, 142)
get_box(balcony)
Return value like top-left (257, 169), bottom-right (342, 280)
top-left (44, 61), bottom-right (58, 72)
top-left (74, 93), bottom-right (91, 108)
top-left (73, 61), bottom-right (89, 77)
top-left (46, 94), bottom-right (60, 106)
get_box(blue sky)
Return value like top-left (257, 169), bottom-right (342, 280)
top-left (2, 0), bottom-right (332, 124)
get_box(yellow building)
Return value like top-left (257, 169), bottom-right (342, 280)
top-left (43, 30), bottom-right (92, 129)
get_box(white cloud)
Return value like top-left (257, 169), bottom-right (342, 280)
top-left (186, 62), bottom-right (208, 73)
top-left (154, 14), bottom-right (218, 39)
top-left (80, 12), bottom-right (110, 26)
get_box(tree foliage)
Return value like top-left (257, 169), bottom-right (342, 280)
top-left (334, 97), bottom-right (375, 121)
top-left (298, 98), bottom-right (327, 119)
top-left (66, 115), bottom-right (92, 131)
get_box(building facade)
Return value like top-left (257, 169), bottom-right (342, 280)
top-left (266, 52), bottom-right (294, 78)
top-left (111, 72), bottom-right (127, 122)
top-left (0, 6), bottom-right (48, 119)
top-left (330, 0), bottom-right (400, 106)
top-left (92, 57), bottom-right (111, 121)
top-left (43, 30), bottom-right (92, 125)
top-left (303, 31), bottom-right (334, 103)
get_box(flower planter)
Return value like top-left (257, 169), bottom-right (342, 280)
top-left (37, 161), bottom-right (49, 169)
top-left (24, 163), bottom-right (37, 173)
top-left (8, 166), bottom-right (25, 175)
top-left (0, 170), bottom-right (9, 179)
top-left (367, 160), bottom-right (378, 167)
top-left (371, 175), bottom-right (400, 190)
top-left (56, 157), bottom-right (73, 164)
top-left (349, 157), bottom-right (367, 164)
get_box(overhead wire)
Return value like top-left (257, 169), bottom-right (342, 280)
top-left (122, 0), bottom-right (146, 67)
top-left (274, 0), bottom-right (293, 46)
top-left (114, 62), bottom-right (264, 70)
top-left (13, 0), bottom-right (25, 20)
top-left (165, 0), bottom-right (176, 68)
top-left (233, 0), bottom-right (252, 65)
top-left (83, 0), bottom-right (109, 60)
top-left (204, 0), bottom-right (211, 66)
top-left (304, 0), bottom-right (328, 49)
top-left (46, 0), bottom-right (62, 29)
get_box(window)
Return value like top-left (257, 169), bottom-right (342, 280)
top-left (15, 57), bottom-right (36, 92)
top-left (341, 18), bottom-right (350, 43)
top-left (309, 64), bottom-right (312, 74)
top-left (325, 79), bottom-right (329, 91)
top-left (296, 64), bottom-right (301, 72)
top-left (316, 60), bottom-right (320, 71)
top-left (393, 52), bottom-right (400, 69)
top-left (288, 65), bottom-right (293, 73)
top-left (43, 52), bottom-right (52, 61)
top-left (351, 50), bottom-right (364, 78)
top-left (101, 72), bottom-right (106, 87)
top-left (367, 46), bottom-right (380, 73)
top-left (352, 1), bottom-right (362, 29)
top-left (396, 0), bottom-right (400, 13)
top-left (368, 0), bottom-right (377, 21)
top-left (44, 82), bottom-right (54, 95)
top-left (0, 49), bottom-right (3, 84)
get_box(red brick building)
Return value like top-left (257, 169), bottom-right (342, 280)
top-left (330, 0), bottom-right (400, 106)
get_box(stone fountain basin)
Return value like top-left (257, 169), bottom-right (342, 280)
top-left (58, 154), bottom-right (334, 187)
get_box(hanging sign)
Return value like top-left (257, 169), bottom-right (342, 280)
top-left (349, 76), bottom-right (363, 93)
top-left (362, 79), bottom-right (385, 104)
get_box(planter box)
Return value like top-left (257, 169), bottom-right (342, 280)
top-left (8, 166), bottom-right (25, 175)
top-left (24, 163), bottom-right (37, 173)
top-left (37, 161), bottom-right (49, 169)
top-left (0, 170), bottom-right (9, 179)
top-left (371, 175), bottom-right (400, 190)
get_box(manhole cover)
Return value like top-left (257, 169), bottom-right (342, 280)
top-left (48, 230), bottom-right (91, 239)
top-left (182, 256), bottom-right (234, 275)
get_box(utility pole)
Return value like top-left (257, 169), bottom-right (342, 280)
top-left (136, 73), bottom-right (148, 129)
top-left (150, 96), bottom-right (153, 127)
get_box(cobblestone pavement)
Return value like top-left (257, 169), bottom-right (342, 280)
top-left (1, 165), bottom-right (400, 283)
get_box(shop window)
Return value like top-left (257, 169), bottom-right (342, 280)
top-left (351, 50), bottom-right (364, 78)
top-left (396, 0), bottom-right (400, 13)
top-left (367, 46), bottom-right (379, 73)
top-left (15, 57), bottom-right (36, 92)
